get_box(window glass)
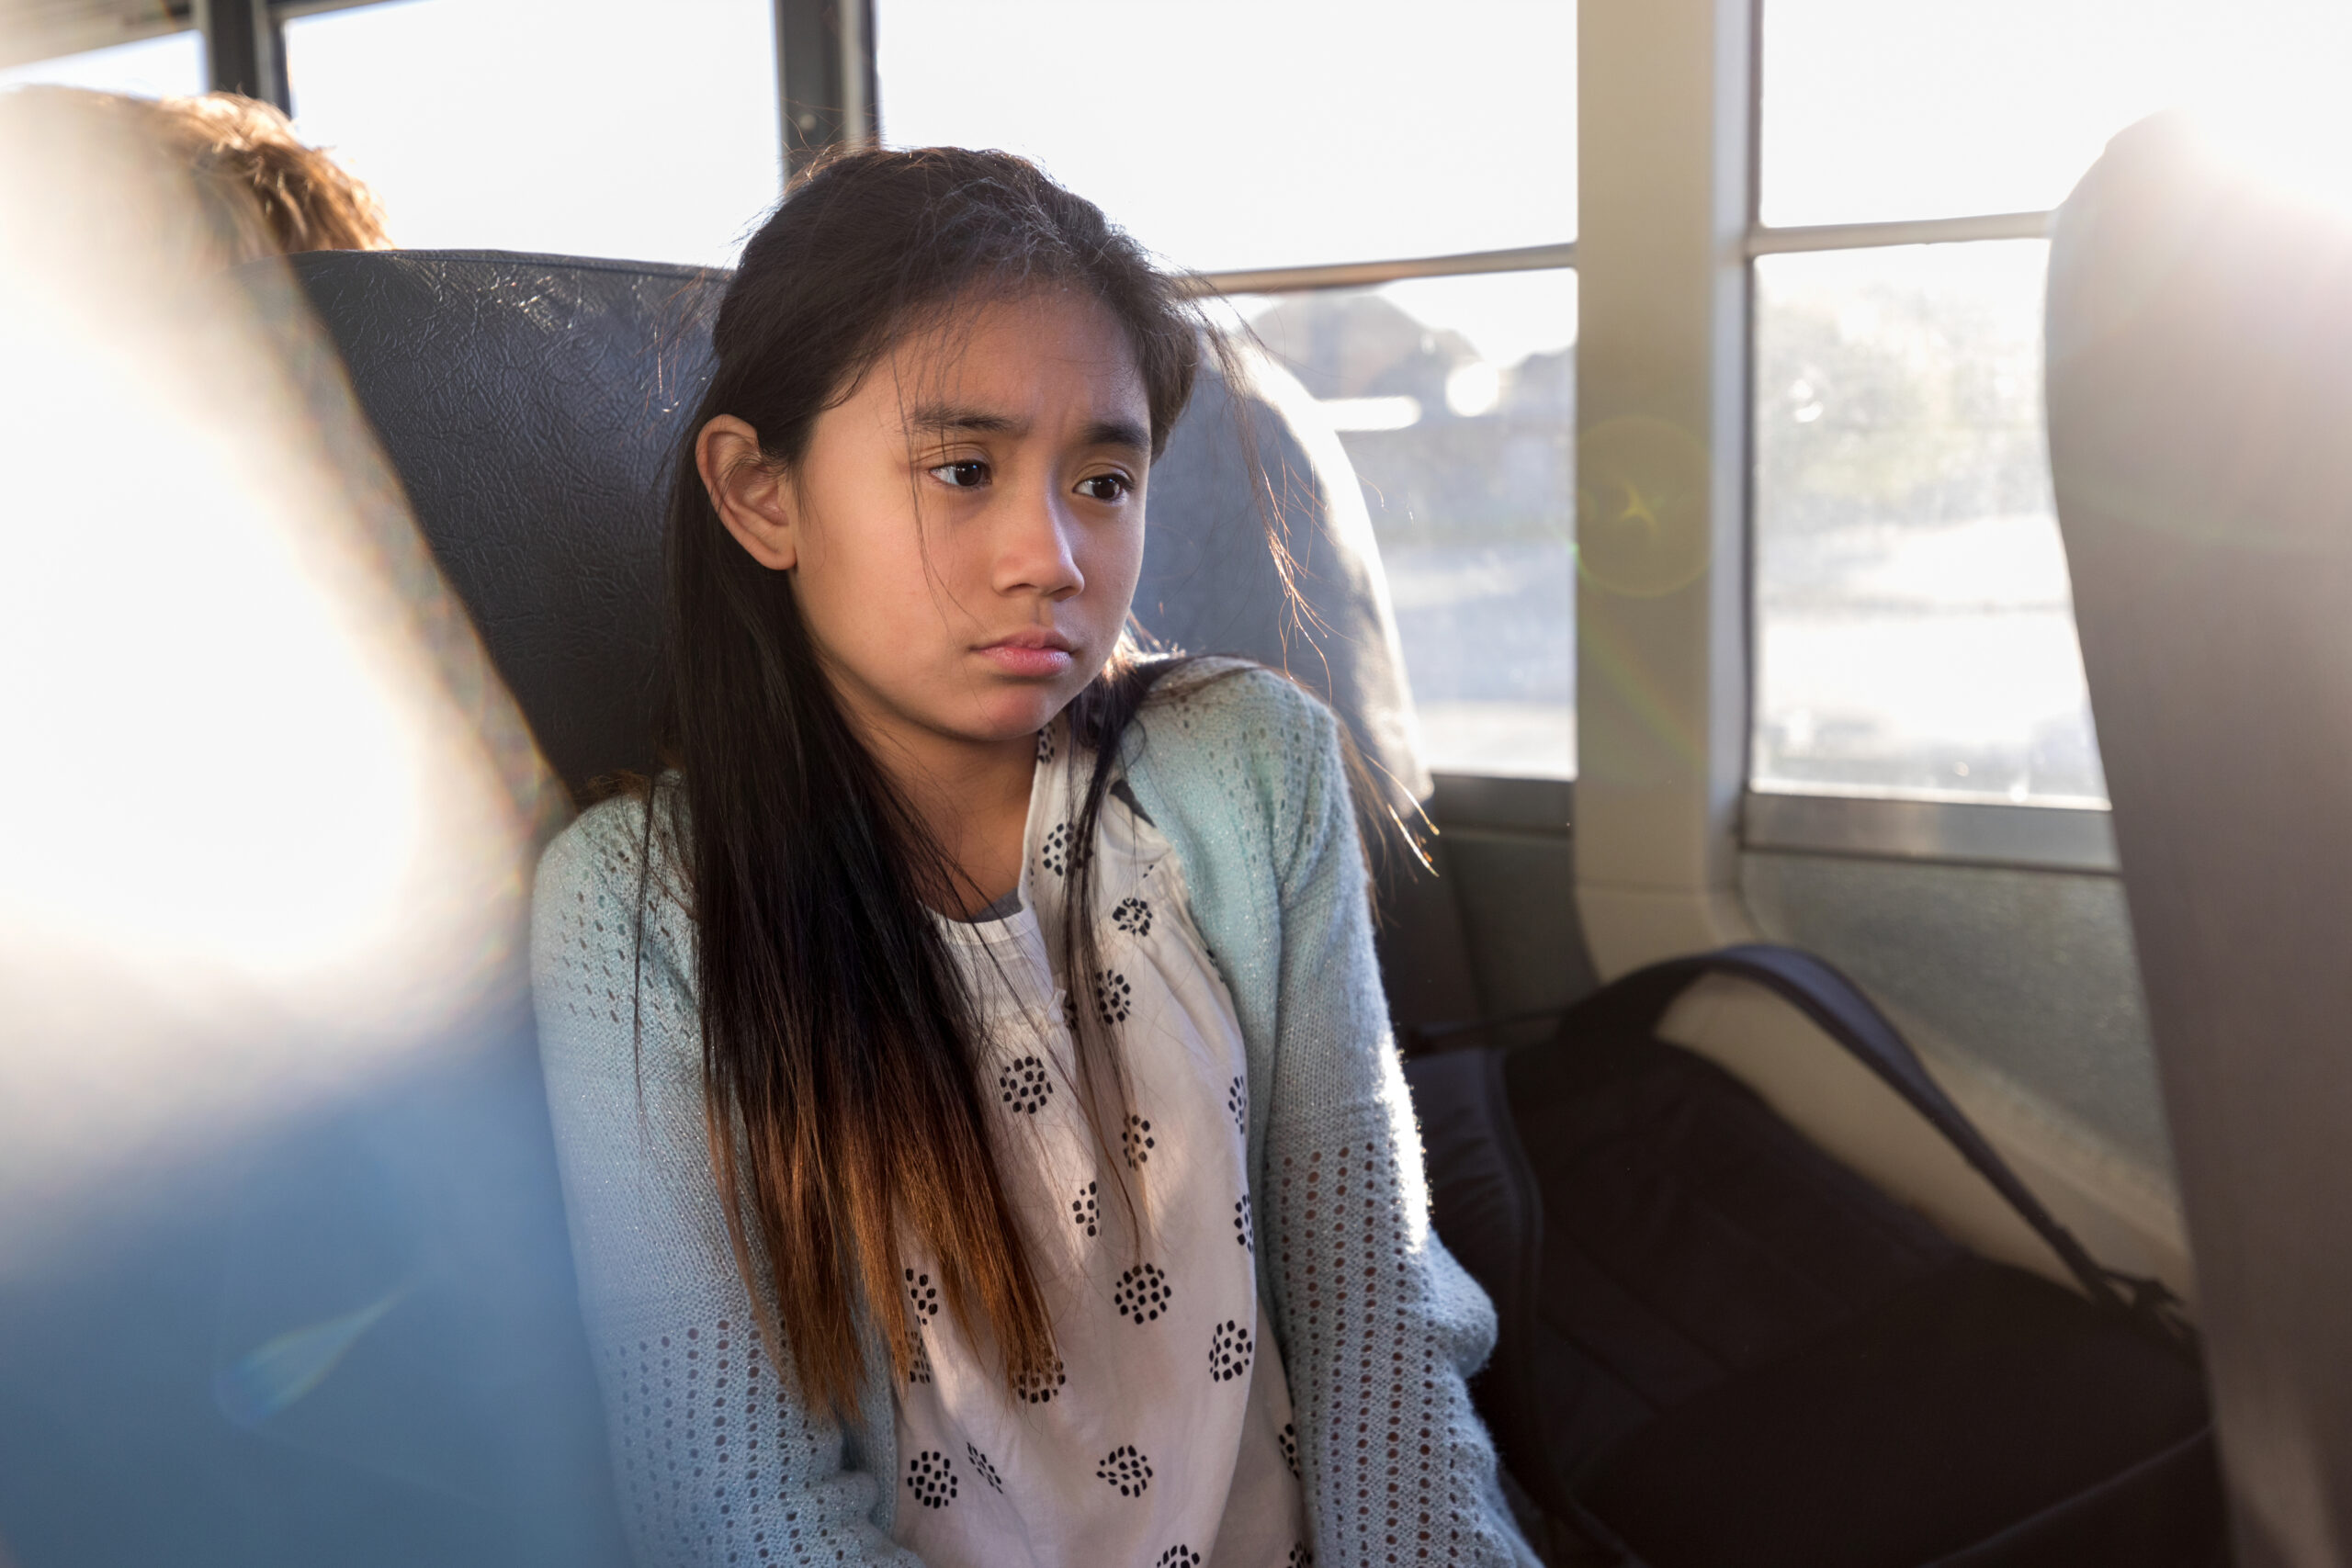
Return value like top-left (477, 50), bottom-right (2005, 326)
top-left (876, 0), bottom-right (1577, 274)
top-left (283, 0), bottom-right (781, 265)
top-left (1761, 0), bottom-right (2352, 227)
top-left (1751, 240), bottom-right (2104, 805)
top-left (0, 29), bottom-right (205, 97)
top-left (1231, 269), bottom-right (1577, 778)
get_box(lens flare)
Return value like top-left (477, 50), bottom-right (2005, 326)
top-left (212, 1285), bottom-right (413, 1429)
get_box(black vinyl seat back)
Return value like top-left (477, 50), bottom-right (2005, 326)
top-left (288, 250), bottom-right (724, 795)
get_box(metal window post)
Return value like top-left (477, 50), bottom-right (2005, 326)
top-left (774, 0), bottom-right (878, 180)
top-left (196, 0), bottom-right (288, 111)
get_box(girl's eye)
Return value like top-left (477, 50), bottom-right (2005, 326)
top-left (1076, 473), bottom-right (1132, 503)
top-left (930, 459), bottom-right (989, 489)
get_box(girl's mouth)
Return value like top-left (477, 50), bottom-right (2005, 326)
top-left (975, 629), bottom-right (1075, 678)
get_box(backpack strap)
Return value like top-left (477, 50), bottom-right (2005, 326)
top-left (1558, 943), bottom-right (2145, 1322)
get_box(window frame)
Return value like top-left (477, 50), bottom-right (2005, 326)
top-left (1737, 0), bottom-right (2109, 873)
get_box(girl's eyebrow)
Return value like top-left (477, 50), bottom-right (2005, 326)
top-left (908, 404), bottom-right (1023, 436)
top-left (1080, 417), bottom-right (1152, 455)
top-left (905, 404), bottom-right (1151, 455)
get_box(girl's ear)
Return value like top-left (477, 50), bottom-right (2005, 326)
top-left (697, 414), bottom-right (799, 571)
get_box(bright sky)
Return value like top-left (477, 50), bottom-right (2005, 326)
top-left (1762, 0), bottom-right (2352, 225)
top-left (876, 0), bottom-right (1578, 275)
top-left (282, 0), bottom-right (784, 265)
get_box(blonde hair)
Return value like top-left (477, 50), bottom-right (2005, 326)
top-left (0, 86), bottom-right (389, 272)
top-left (148, 92), bottom-right (391, 258)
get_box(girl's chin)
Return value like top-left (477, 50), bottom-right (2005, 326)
top-left (951, 690), bottom-right (1079, 746)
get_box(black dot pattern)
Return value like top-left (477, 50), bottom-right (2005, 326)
top-left (1096, 1444), bottom-right (1153, 1496)
top-left (1035, 726), bottom-right (1057, 764)
top-left (904, 1269), bottom-right (939, 1322)
top-left (1095, 968), bottom-right (1133, 1025)
top-left (1112, 896), bottom-right (1153, 937)
top-left (999, 1055), bottom-right (1052, 1114)
top-left (1158, 1548), bottom-right (1203, 1568)
top-left (1015, 1356), bottom-right (1067, 1404)
top-left (1209, 1317), bottom-right (1254, 1382)
top-left (908, 1334), bottom-right (933, 1385)
top-left (1235, 1191), bottom-right (1253, 1249)
top-left (965, 1441), bottom-right (1003, 1493)
top-left (1288, 1546), bottom-right (1313, 1567)
top-left (1227, 1074), bottom-right (1248, 1136)
top-left (1041, 822), bottom-right (1076, 876)
top-left (1070, 1179), bottom-right (1099, 1237)
top-left (1280, 1421), bottom-right (1298, 1478)
top-left (905, 1450), bottom-right (956, 1508)
top-left (1114, 1263), bottom-right (1172, 1324)
top-left (1122, 1112), bottom-right (1156, 1168)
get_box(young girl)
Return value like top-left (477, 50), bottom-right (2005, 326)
top-left (533, 148), bottom-right (1534, 1568)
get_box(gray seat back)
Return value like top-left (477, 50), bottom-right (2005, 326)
top-left (2047, 111), bottom-right (2352, 1562)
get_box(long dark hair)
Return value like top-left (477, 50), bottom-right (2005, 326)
top-left (652, 147), bottom-right (1227, 1416)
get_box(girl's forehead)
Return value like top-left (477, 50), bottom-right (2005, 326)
top-left (883, 288), bottom-right (1146, 404)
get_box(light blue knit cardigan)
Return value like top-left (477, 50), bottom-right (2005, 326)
top-left (531, 664), bottom-right (1538, 1567)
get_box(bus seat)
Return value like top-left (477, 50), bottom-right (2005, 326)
top-left (281, 246), bottom-right (1480, 1028)
top-left (2047, 109), bottom-right (2352, 1563)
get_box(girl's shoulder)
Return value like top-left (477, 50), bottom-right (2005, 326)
top-left (1127, 656), bottom-right (1346, 845)
top-left (1135, 655), bottom-right (1340, 760)
top-left (531, 781), bottom-right (700, 1030)
top-left (532, 780), bottom-right (691, 940)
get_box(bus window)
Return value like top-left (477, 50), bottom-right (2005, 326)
top-left (0, 28), bottom-right (204, 98)
top-left (1750, 0), bottom-right (2352, 809)
top-left (1751, 239), bottom-right (2097, 803)
top-left (1227, 270), bottom-right (1577, 779)
top-left (281, 0), bottom-right (782, 265)
top-left (876, 0), bottom-right (1578, 780)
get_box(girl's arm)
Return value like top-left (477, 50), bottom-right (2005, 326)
top-left (1257, 695), bottom-right (1542, 1567)
top-left (532, 799), bottom-right (921, 1568)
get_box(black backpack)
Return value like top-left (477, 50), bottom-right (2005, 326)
top-left (1403, 943), bottom-right (2223, 1568)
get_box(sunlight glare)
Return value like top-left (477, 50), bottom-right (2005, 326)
top-left (0, 91), bottom-right (555, 1270)
top-left (2187, 67), bottom-right (2352, 221)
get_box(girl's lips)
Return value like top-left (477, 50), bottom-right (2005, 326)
top-left (976, 642), bottom-right (1074, 678)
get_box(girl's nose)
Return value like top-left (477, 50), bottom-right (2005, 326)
top-left (994, 485), bottom-right (1084, 601)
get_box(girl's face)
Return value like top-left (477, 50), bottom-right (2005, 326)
top-left (702, 288), bottom-right (1153, 773)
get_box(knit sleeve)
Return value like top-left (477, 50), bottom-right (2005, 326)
top-left (531, 796), bottom-right (921, 1568)
top-left (1254, 694), bottom-right (1540, 1568)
